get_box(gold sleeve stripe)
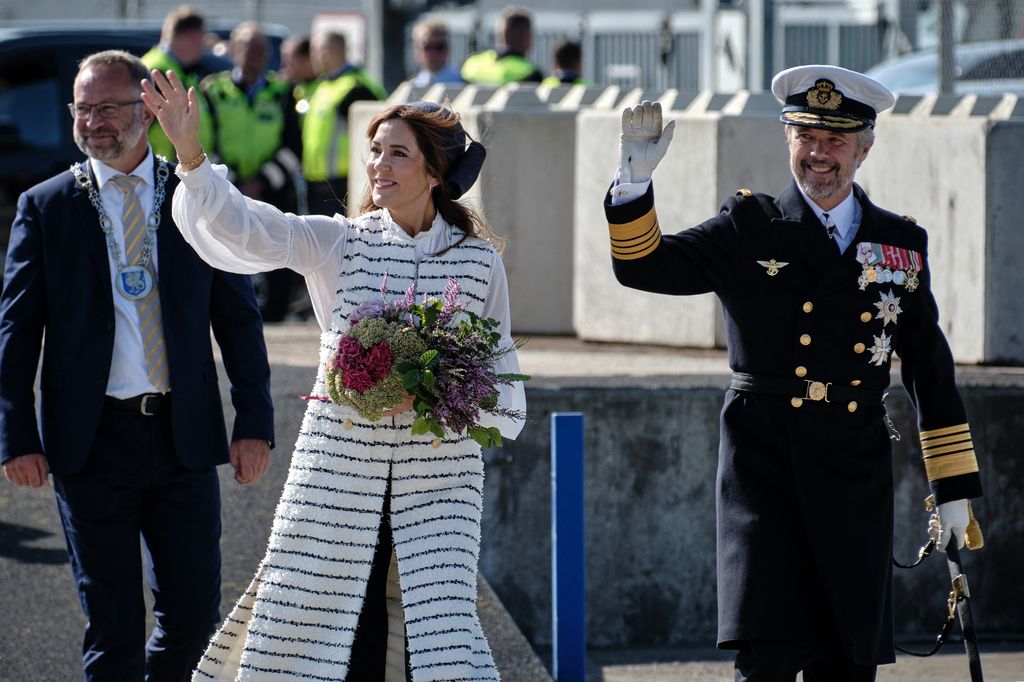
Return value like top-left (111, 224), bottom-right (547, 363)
top-left (924, 451), bottom-right (979, 482)
top-left (609, 207), bottom-right (658, 241)
top-left (921, 432), bottom-right (973, 448)
top-left (920, 423), bottom-right (970, 441)
top-left (611, 232), bottom-right (661, 260)
top-left (610, 219), bottom-right (661, 260)
top-left (923, 440), bottom-right (975, 457)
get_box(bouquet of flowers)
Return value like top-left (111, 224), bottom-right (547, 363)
top-left (322, 277), bottom-right (528, 447)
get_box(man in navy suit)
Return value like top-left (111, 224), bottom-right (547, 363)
top-left (0, 50), bottom-right (274, 681)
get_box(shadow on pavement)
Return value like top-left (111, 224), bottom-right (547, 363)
top-left (0, 519), bottom-right (68, 565)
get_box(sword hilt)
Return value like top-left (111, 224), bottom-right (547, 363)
top-left (965, 499), bottom-right (984, 550)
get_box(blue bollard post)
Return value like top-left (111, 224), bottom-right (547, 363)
top-left (551, 412), bottom-right (586, 681)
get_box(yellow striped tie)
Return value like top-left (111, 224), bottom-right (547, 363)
top-left (110, 175), bottom-right (170, 393)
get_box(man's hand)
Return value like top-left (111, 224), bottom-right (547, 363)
top-left (2, 453), bottom-right (48, 488)
top-left (936, 498), bottom-right (970, 552)
top-left (230, 439), bottom-right (271, 485)
top-left (619, 100), bottom-right (676, 184)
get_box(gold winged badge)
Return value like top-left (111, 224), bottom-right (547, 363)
top-left (756, 259), bottom-right (789, 277)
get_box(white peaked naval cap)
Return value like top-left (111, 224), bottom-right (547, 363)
top-left (771, 64), bottom-right (896, 132)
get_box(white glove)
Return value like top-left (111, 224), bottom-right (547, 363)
top-left (618, 100), bottom-right (676, 184)
top-left (936, 499), bottom-right (969, 552)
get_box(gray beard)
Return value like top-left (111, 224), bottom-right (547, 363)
top-left (74, 112), bottom-right (146, 163)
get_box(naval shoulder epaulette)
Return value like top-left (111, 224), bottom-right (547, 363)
top-left (736, 188), bottom-right (753, 198)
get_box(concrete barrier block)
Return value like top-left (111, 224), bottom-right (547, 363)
top-left (476, 109), bottom-right (577, 334)
top-left (573, 109), bottom-right (720, 347)
top-left (573, 107), bottom-right (788, 348)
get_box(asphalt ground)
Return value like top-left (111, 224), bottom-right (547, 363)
top-left (1, 322), bottom-right (1021, 681)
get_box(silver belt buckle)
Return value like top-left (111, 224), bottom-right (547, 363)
top-left (140, 394), bottom-right (157, 416)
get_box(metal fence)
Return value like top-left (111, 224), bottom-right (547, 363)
top-left (420, 1), bottom-right (1024, 95)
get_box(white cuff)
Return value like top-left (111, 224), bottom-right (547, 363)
top-left (609, 168), bottom-right (651, 206)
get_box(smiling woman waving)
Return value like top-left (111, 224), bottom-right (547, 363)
top-left (142, 68), bottom-right (525, 682)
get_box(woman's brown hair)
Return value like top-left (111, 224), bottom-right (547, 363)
top-left (358, 103), bottom-right (502, 252)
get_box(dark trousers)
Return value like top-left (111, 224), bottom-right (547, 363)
top-left (734, 640), bottom-right (877, 682)
top-left (346, 482), bottom-right (412, 681)
top-left (306, 178), bottom-right (349, 217)
top-left (52, 402), bottom-right (222, 682)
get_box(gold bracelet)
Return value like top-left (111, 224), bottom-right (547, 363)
top-left (179, 149), bottom-right (206, 172)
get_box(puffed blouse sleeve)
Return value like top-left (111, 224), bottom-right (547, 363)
top-left (478, 247), bottom-right (527, 440)
top-left (172, 159), bottom-right (347, 277)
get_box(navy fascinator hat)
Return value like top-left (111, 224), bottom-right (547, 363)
top-left (406, 101), bottom-right (486, 200)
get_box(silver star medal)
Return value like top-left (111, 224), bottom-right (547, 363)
top-left (874, 289), bottom-right (903, 326)
top-left (868, 330), bottom-right (893, 366)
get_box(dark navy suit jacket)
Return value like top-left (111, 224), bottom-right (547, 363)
top-left (0, 159), bottom-right (274, 474)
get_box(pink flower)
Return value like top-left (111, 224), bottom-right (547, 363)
top-left (365, 341), bottom-right (394, 380)
top-left (343, 367), bottom-right (375, 393)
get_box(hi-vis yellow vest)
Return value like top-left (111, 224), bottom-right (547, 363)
top-left (460, 50), bottom-right (537, 85)
top-left (301, 68), bottom-right (386, 181)
top-left (141, 47), bottom-right (215, 161)
top-left (202, 72), bottom-right (291, 180)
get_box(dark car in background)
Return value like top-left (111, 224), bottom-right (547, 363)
top-left (0, 21), bottom-right (286, 269)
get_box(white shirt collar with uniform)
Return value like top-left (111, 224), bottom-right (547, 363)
top-left (796, 184), bottom-right (861, 254)
top-left (89, 150), bottom-right (167, 399)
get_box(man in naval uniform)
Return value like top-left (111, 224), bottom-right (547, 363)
top-left (604, 65), bottom-right (984, 680)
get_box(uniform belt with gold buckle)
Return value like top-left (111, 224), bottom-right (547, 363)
top-left (729, 372), bottom-right (883, 405)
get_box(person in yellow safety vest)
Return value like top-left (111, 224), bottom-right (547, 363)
top-left (280, 34), bottom-right (320, 126)
top-left (541, 39), bottom-right (591, 88)
top-left (142, 5), bottom-right (215, 161)
top-left (201, 21), bottom-right (305, 323)
top-left (302, 29), bottom-right (386, 216)
top-left (461, 6), bottom-right (544, 86)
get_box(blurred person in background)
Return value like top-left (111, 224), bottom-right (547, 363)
top-left (461, 5), bottom-right (543, 85)
top-left (302, 29), bottom-right (386, 216)
top-left (408, 18), bottom-right (463, 87)
top-left (280, 34), bottom-right (319, 124)
top-left (201, 22), bottom-right (305, 322)
top-left (142, 4), bottom-right (215, 161)
top-left (542, 39), bottom-right (589, 87)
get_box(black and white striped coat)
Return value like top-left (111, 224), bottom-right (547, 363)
top-left (192, 211), bottom-right (514, 682)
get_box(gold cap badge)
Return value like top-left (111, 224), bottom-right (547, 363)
top-left (806, 79), bottom-right (843, 111)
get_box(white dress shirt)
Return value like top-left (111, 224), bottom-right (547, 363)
top-left (90, 151), bottom-right (167, 399)
top-left (795, 184), bottom-right (861, 254)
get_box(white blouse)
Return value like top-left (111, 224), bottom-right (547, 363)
top-left (172, 160), bottom-right (526, 439)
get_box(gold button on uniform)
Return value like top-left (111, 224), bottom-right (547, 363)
top-left (800, 334), bottom-right (812, 346)
top-left (850, 379), bottom-right (862, 386)
top-left (854, 342), bottom-right (866, 353)
top-left (343, 419), bottom-right (353, 430)
top-left (802, 301), bottom-right (813, 313)
top-left (795, 366), bottom-right (808, 378)
top-left (791, 397), bottom-right (803, 408)
top-left (860, 312), bottom-right (872, 323)
top-left (848, 401), bottom-right (858, 413)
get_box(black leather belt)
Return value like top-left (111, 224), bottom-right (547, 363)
top-left (730, 371), bottom-right (883, 405)
top-left (104, 393), bottom-right (170, 416)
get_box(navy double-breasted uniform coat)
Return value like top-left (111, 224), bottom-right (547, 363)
top-left (605, 179), bottom-right (982, 665)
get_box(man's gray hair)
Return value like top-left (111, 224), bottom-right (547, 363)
top-left (856, 126), bottom-right (875, 152)
top-left (77, 50), bottom-right (150, 91)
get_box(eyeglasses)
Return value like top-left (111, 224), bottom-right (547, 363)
top-left (67, 100), bottom-right (143, 120)
top-left (422, 43), bottom-right (448, 52)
